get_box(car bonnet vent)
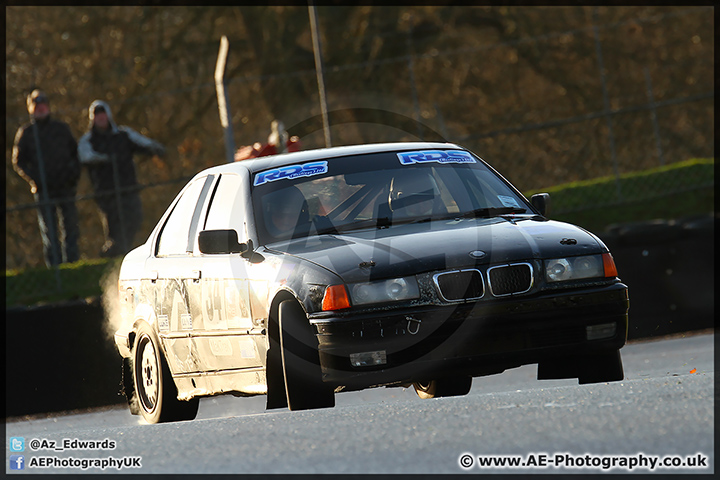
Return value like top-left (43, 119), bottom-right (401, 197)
top-left (434, 269), bottom-right (484, 302)
top-left (487, 263), bottom-right (533, 296)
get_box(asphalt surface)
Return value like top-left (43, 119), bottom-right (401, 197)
top-left (6, 331), bottom-right (714, 474)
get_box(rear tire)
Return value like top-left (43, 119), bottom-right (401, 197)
top-left (414, 376), bottom-right (472, 399)
top-left (278, 300), bottom-right (335, 411)
top-left (122, 357), bottom-right (139, 415)
top-left (132, 322), bottom-right (199, 423)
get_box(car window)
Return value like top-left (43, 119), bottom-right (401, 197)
top-left (157, 177), bottom-right (209, 256)
top-left (251, 150), bottom-right (531, 244)
top-left (204, 173), bottom-right (246, 236)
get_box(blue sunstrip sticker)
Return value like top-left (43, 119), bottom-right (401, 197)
top-left (254, 161), bottom-right (329, 186)
top-left (397, 150), bottom-right (476, 165)
top-left (498, 195), bottom-right (522, 209)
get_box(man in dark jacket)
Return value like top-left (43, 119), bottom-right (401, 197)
top-left (12, 89), bottom-right (81, 267)
top-left (78, 100), bottom-right (166, 257)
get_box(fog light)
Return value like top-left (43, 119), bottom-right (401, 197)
top-left (586, 323), bottom-right (616, 340)
top-left (350, 350), bottom-right (387, 367)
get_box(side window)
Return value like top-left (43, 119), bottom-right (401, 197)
top-left (204, 174), bottom-right (246, 236)
top-left (157, 178), bottom-right (208, 256)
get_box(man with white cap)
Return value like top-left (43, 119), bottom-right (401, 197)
top-left (78, 100), bottom-right (166, 257)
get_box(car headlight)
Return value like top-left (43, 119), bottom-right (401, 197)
top-left (350, 276), bottom-right (420, 305)
top-left (545, 254), bottom-right (611, 282)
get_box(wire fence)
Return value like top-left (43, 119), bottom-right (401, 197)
top-left (6, 7), bottom-right (714, 295)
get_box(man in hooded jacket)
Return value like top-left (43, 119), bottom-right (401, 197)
top-left (78, 100), bottom-right (166, 257)
top-left (12, 88), bottom-right (81, 267)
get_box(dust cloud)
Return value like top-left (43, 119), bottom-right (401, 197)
top-left (100, 260), bottom-right (124, 343)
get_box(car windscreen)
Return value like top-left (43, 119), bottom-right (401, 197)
top-left (251, 149), bottom-right (532, 244)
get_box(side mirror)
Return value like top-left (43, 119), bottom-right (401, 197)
top-left (530, 193), bottom-right (550, 217)
top-left (198, 229), bottom-right (249, 255)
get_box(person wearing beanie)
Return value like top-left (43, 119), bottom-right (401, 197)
top-left (78, 100), bottom-right (166, 257)
top-left (12, 88), bottom-right (81, 267)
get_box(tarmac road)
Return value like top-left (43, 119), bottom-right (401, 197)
top-left (6, 331), bottom-right (714, 474)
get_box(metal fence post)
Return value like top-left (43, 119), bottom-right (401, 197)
top-left (309, 2), bottom-right (332, 148)
top-left (215, 35), bottom-right (236, 163)
top-left (644, 67), bottom-right (666, 167)
top-left (434, 103), bottom-right (449, 141)
top-left (111, 153), bottom-right (128, 253)
top-left (592, 8), bottom-right (622, 202)
top-left (30, 118), bottom-right (62, 289)
top-left (405, 17), bottom-right (423, 139)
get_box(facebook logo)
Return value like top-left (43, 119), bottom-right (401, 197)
top-left (9, 437), bottom-right (25, 452)
top-left (9, 455), bottom-right (25, 470)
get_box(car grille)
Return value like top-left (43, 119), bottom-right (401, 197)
top-left (434, 269), bottom-right (484, 302)
top-left (487, 263), bottom-right (533, 296)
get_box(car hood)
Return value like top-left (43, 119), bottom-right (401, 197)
top-left (267, 217), bottom-right (605, 283)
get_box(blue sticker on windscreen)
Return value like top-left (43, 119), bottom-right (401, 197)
top-left (254, 161), bottom-right (328, 186)
top-left (397, 150), bottom-right (476, 165)
top-left (498, 195), bottom-right (522, 209)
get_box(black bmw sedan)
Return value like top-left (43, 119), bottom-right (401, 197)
top-left (113, 142), bottom-right (629, 423)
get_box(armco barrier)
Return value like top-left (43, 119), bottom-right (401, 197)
top-left (6, 298), bottom-right (124, 418)
top-left (5, 214), bottom-right (714, 417)
top-left (601, 214), bottom-right (715, 339)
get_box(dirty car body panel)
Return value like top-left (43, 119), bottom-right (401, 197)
top-left (113, 142), bottom-right (629, 421)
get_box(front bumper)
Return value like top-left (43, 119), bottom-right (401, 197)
top-left (310, 282), bottom-right (629, 389)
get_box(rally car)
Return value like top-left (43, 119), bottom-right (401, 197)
top-left (113, 142), bottom-right (629, 423)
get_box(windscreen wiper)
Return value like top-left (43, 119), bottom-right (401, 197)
top-left (460, 206), bottom-right (527, 218)
top-left (315, 219), bottom-right (378, 235)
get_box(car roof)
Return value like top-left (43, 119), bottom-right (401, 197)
top-left (200, 141), bottom-right (464, 177)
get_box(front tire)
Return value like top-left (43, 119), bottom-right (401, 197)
top-left (413, 376), bottom-right (472, 399)
top-left (537, 349), bottom-right (625, 384)
top-left (278, 300), bottom-right (335, 411)
top-left (578, 349), bottom-right (624, 384)
top-left (132, 322), bottom-right (199, 423)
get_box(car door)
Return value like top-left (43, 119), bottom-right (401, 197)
top-left (193, 172), bottom-right (263, 373)
top-left (145, 175), bottom-right (216, 375)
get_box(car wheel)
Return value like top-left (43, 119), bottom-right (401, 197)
top-left (413, 376), bottom-right (472, 399)
top-left (132, 322), bottom-right (199, 423)
top-left (578, 349), bottom-right (624, 384)
top-left (122, 357), bottom-right (140, 415)
top-left (278, 300), bottom-right (335, 411)
top-left (265, 318), bottom-right (288, 410)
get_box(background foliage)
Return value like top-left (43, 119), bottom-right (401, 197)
top-left (5, 5), bottom-right (714, 272)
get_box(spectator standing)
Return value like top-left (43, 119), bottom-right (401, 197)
top-left (78, 100), bottom-right (166, 257)
top-left (12, 88), bottom-right (81, 267)
top-left (234, 119), bottom-right (301, 161)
